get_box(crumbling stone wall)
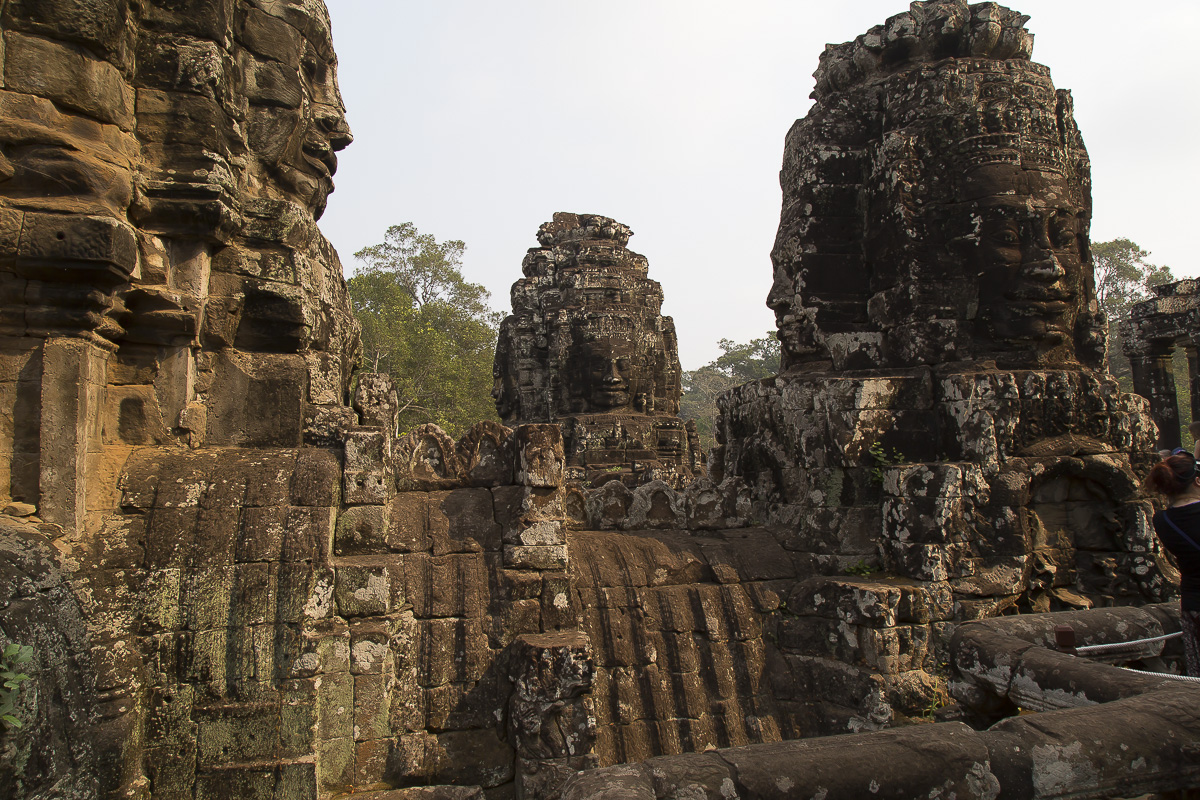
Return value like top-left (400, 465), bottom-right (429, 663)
top-left (0, 518), bottom-right (98, 800)
top-left (1122, 278), bottom-right (1200, 451)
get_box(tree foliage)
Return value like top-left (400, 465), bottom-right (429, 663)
top-left (348, 223), bottom-right (500, 438)
top-left (1091, 238), bottom-right (1191, 446)
top-left (680, 334), bottom-right (781, 453)
top-left (1093, 238), bottom-right (1173, 388)
top-left (1, 642), bottom-right (32, 729)
top-left (1094, 238), bottom-right (1173, 325)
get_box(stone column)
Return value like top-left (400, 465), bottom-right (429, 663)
top-left (1144, 345), bottom-right (1182, 451)
top-left (39, 337), bottom-right (110, 533)
top-left (1186, 343), bottom-right (1200, 432)
top-left (508, 632), bottom-right (596, 800)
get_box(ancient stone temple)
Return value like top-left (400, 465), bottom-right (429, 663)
top-left (1122, 279), bottom-right (1200, 451)
top-left (493, 213), bottom-right (703, 487)
top-left (717, 0), bottom-right (1167, 617)
top-left (1, 2), bottom-right (1195, 800)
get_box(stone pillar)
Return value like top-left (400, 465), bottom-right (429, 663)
top-left (39, 337), bottom-right (109, 533)
top-left (508, 632), bottom-right (596, 800)
top-left (1186, 344), bottom-right (1200, 433)
top-left (1144, 345), bottom-right (1182, 451)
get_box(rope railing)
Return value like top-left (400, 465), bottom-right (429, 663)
top-left (1074, 631), bottom-right (1181, 655)
top-left (1050, 627), bottom-right (1200, 682)
top-left (1119, 666), bottom-right (1200, 684)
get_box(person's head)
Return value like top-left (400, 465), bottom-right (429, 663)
top-left (1142, 452), bottom-right (1200, 498)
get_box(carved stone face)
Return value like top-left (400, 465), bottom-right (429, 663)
top-left (766, 268), bottom-right (797, 360)
top-left (246, 4), bottom-right (352, 218)
top-left (582, 340), bottom-right (635, 411)
top-left (492, 363), bottom-right (518, 421)
top-left (960, 166), bottom-right (1087, 356)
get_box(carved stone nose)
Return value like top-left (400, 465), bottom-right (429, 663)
top-left (316, 108), bottom-right (354, 151)
top-left (1024, 256), bottom-right (1066, 281)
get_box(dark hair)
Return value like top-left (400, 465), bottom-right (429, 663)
top-left (1143, 453), bottom-right (1199, 497)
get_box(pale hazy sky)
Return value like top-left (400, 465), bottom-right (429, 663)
top-left (319, 1), bottom-right (1199, 369)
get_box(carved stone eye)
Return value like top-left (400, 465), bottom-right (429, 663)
top-left (1050, 218), bottom-right (1075, 248)
top-left (990, 227), bottom-right (1020, 246)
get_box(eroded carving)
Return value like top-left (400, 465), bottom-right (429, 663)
top-left (494, 213), bottom-right (702, 486)
top-left (767, 0), bottom-right (1100, 372)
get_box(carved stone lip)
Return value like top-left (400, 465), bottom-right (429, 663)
top-left (595, 389), bottom-right (629, 407)
top-left (1015, 299), bottom-right (1070, 312)
top-left (302, 135), bottom-right (337, 181)
top-left (1007, 286), bottom-right (1073, 305)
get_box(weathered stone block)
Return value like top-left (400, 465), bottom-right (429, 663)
top-left (145, 742), bottom-right (198, 799)
top-left (194, 766), bottom-right (275, 800)
top-left (182, 566), bottom-right (234, 631)
top-left (279, 678), bottom-right (318, 757)
top-left (140, 568), bottom-right (183, 632)
top-left (428, 554), bottom-right (485, 618)
top-left (4, 32), bottom-right (134, 128)
top-left (276, 563), bottom-right (333, 624)
top-left (515, 424), bottom-right (564, 488)
top-left (282, 505), bottom-right (334, 562)
top-left (429, 729), bottom-right (514, 788)
top-left (423, 618), bottom-right (489, 686)
top-left (333, 562), bottom-right (392, 617)
top-left (145, 684), bottom-right (197, 748)
top-left (344, 427), bottom-right (391, 504)
top-left (236, 505), bottom-right (286, 563)
top-left (335, 504), bottom-right (388, 556)
top-left (290, 448), bottom-right (342, 507)
top-left (540, 572), bottom-right (574, 629)
top-left (505, 518), bottom-right (564, 547)
top-left (387, 492), bottom-right (433, 552)
top-left (349, 617), bottom-right (391, 675)
top-left (277, 762), bottom-right (318, 800)
top-left (354, 672), bottom-right (391, 741)
top-left (317, 670), bottom-right (354, 741)
top-left (194, 702), bottom-right (279, 766)
top-left (317, 736), bottom-right (355, 791)
top-left (504, 544), bottom-right (568, 570)
top-left (431, 488), bottom-right (501, 554)
top-left (424, 675), bottom-right (504, 732)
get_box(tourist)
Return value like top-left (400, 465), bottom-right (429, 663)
top-left (1143, 451), bottom-right (1200, 676)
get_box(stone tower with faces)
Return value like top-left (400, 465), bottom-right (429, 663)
top-left (494, 213), bottom-right (702, 487)
top-left (717, 0), bottom-right (1168, 619)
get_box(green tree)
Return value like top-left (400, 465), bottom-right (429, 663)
top-left (349, 223), bottom-right (500, 437)
top-left (1094, 238), bottom-right (1174, 389)
top-left (1094, 238), bottom-right (1174, 327)
top-left (680, 333), bottom-right (781, 452)
top-left (1092, 238), bottom-right (1192, 446)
